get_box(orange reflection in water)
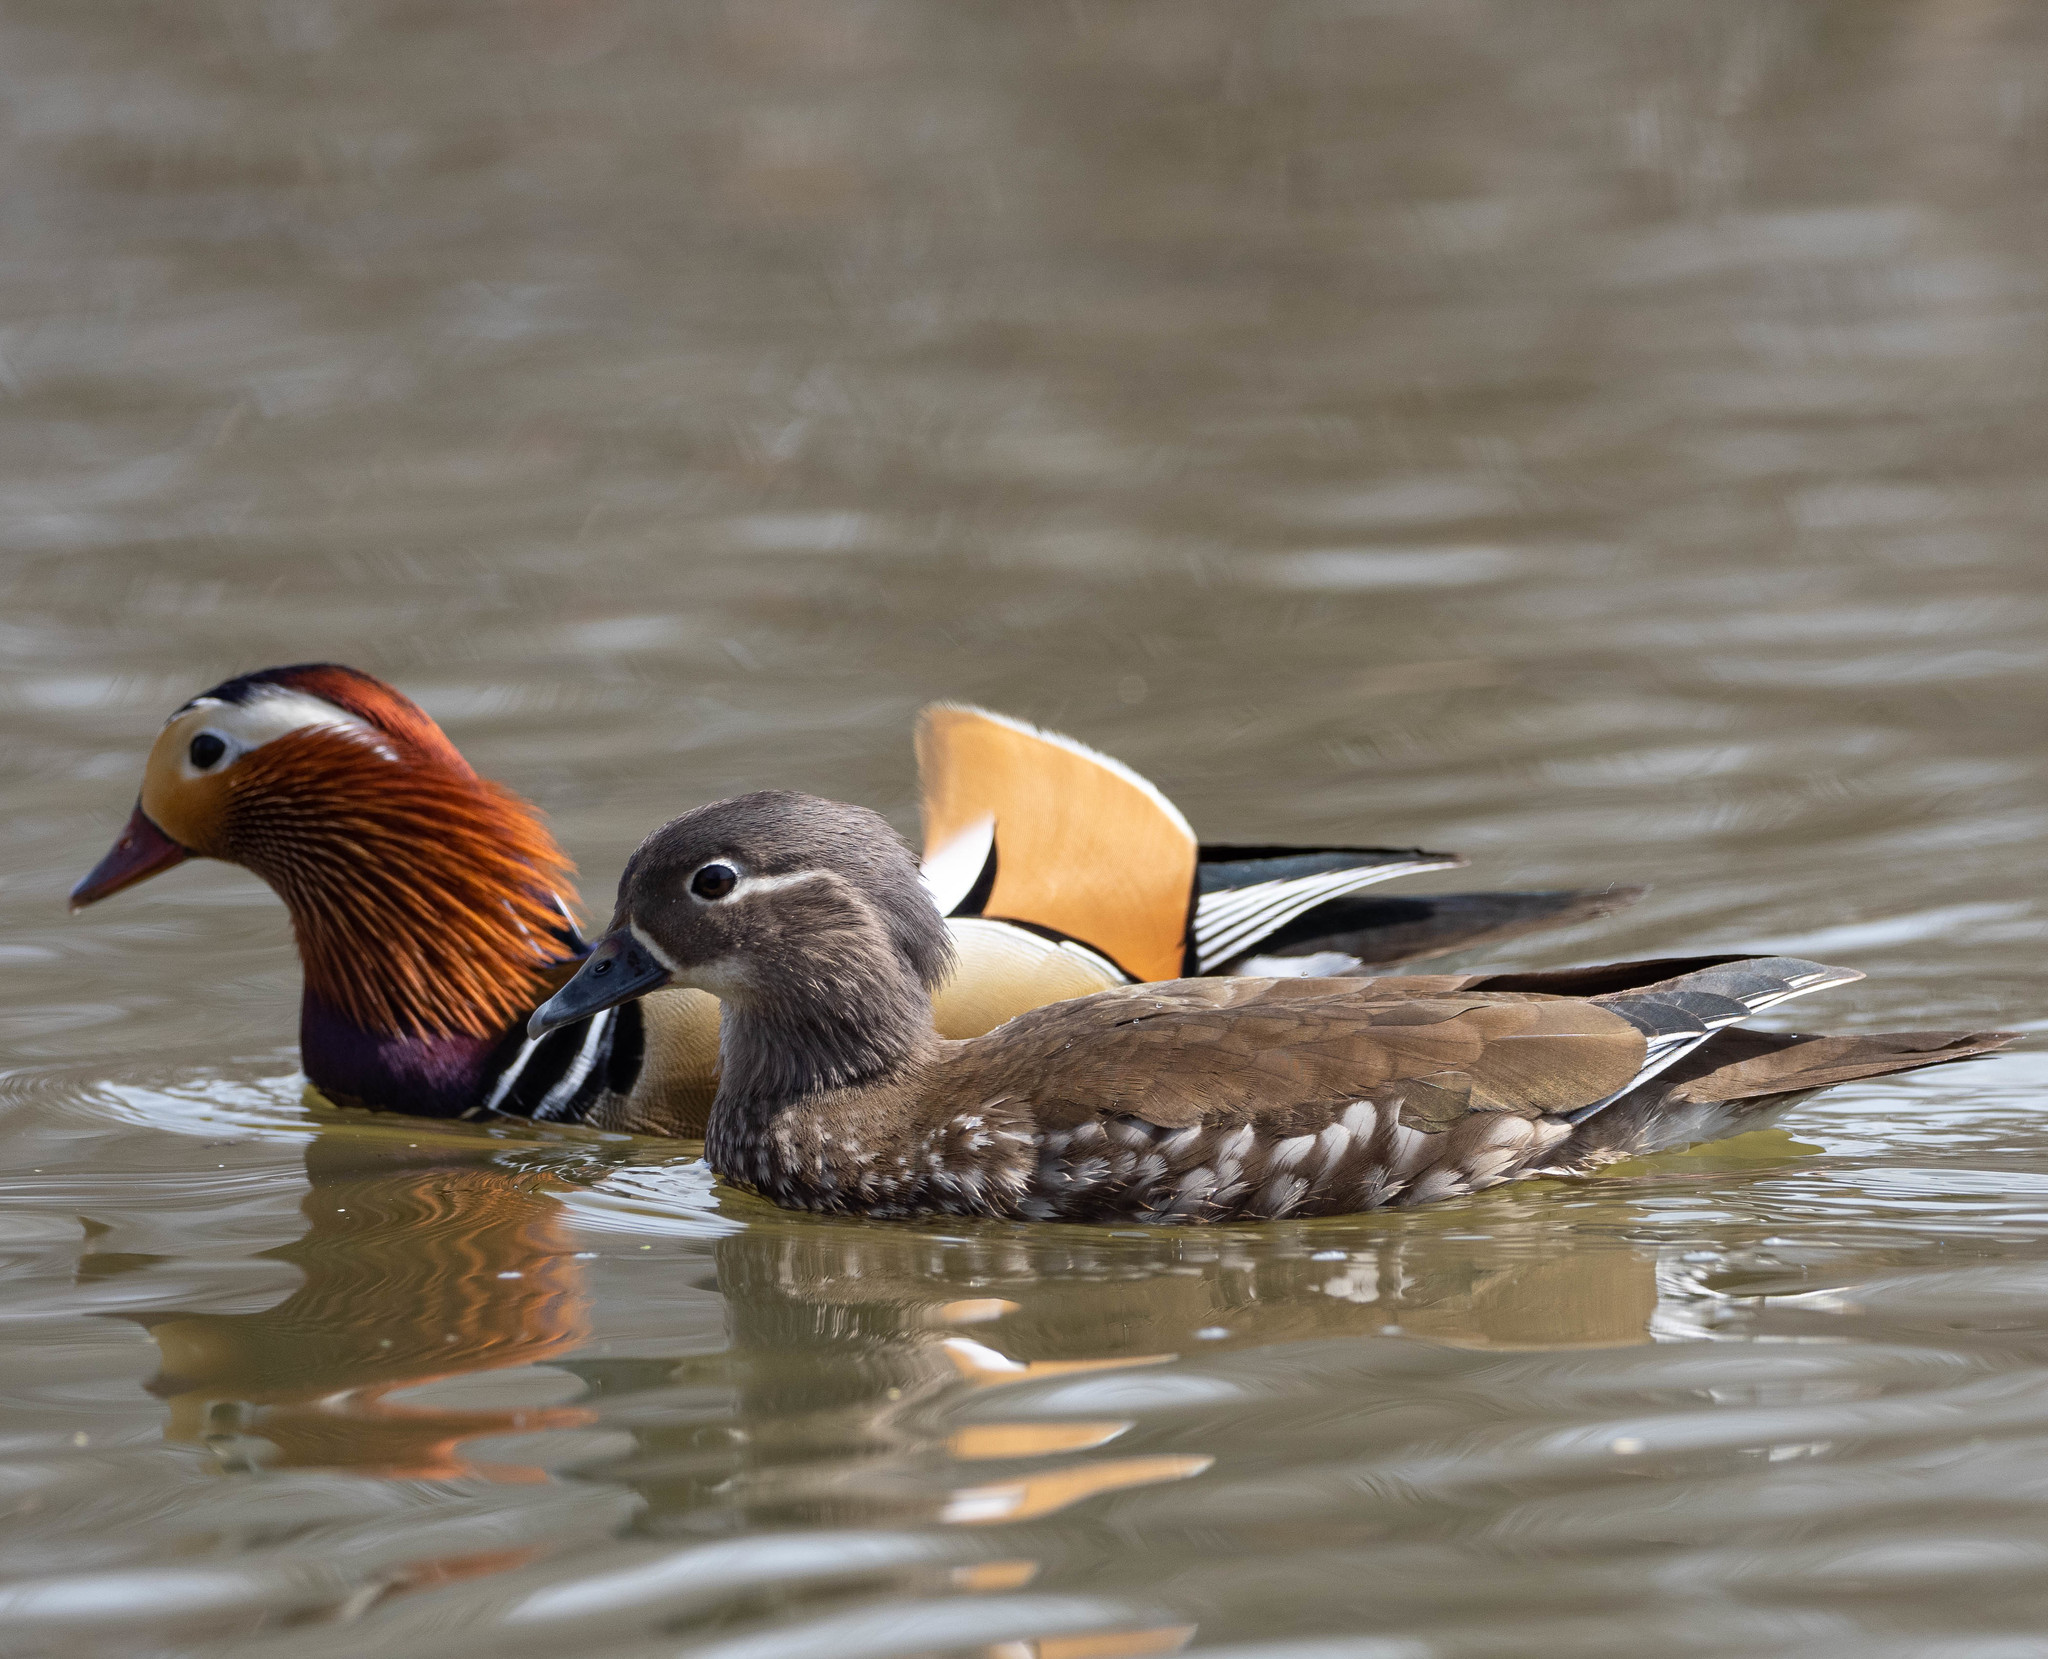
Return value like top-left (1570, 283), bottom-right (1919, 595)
top-left (931, 1332), bottom-right (1209, 1526)
top-left (941, 1454), bottom-right (1215, 1526)
top-left (139, 1139), bottom-right (593, 1480)
top-left (985, 1627), bottom-right (1199, 1659)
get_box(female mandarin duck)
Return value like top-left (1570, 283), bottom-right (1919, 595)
top-left (530, 792), bottom-right (2015, 1223)
top-left (71, 665), bottom-right (1635, 1134)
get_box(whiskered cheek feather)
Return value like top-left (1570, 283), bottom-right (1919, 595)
top-left (201, 728), bottom-right (579, 1041)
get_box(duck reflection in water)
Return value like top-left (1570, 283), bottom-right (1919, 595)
top-left (632, 1198), bottom-right (1661, 1534)
top-left (133, 1128), bottom-right (595, 1481)
top-left (119, 1130), bottom-right (1672, 1659)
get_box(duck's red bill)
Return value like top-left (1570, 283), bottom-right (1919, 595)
top-left (70, 802), bottom-right (190, 910)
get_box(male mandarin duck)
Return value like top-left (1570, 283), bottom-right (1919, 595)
top-left (530, 792), bottom-right (2016, 1223)
top-left (72, 664), bottom-right (1636, 1136)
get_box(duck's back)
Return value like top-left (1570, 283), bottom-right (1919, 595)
top-left (922, 976), bottom-right (1647, 1221)
top-left (960, 975), bottom-right (1647, 1127)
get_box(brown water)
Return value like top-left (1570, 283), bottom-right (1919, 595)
top-left (3, 1), bottom-right (2047, 1653)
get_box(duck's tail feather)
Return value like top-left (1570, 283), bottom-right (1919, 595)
top-left (1566, 957), bottom-right (1867, 1124)
top-left (1658, 1025), bottom-right (2019, 1105)
top-left (1558, 1026), bottom-right (2019, 1163)
top-left (1227, 884), bottom-right (1646, 974)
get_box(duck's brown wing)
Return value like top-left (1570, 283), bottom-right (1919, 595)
top-left (959, 977), bottom-right (1650, 1136)
top-left (940, 963), bottom-right (2014, 1223)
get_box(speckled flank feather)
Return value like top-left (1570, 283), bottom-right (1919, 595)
top-left (731, 1070), bottom-right (1576, 1223)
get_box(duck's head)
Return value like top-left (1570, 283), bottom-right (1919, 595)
top-left (71, 664), bottom-right (472, 903)
top-left (72, 664), bottom-right (577, 1041)
top-left (532, 790), bottom-right (953, 1043)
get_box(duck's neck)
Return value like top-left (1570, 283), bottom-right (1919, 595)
top-left (223, 738), bottom-right (580, 1114)
top-left (298, 997), bottom-right (517, 1119)
top-left (284, 865), bottom-right (578, 1115)
top-left (705, 949), bottom-right (938, 1158)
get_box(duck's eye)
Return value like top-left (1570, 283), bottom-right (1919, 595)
top-left (690, 862), bottom-right (739, 900)
top-left (188, 732), bottom-right (228, 770)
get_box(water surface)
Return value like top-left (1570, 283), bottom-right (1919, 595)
top-left (2, 1), bottom-right (2046, 1653)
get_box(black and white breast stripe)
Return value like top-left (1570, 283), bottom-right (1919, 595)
top-left (468, 999), bottom-right (645, 1124)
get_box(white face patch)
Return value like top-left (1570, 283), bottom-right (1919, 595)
top-left (170, 688), bottom-right (392, 780)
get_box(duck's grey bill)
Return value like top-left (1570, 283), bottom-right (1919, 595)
top-left (529, 928), bottom-right (672, 1039)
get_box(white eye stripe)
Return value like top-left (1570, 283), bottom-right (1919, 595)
top-left (169, 689), bottom-right (394, 776)
top-left (688, 867), bottom-right (831, 903)
top-left (735, 869), bottom-right (830, 896)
